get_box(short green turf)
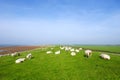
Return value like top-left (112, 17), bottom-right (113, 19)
top-left (75, 45), bottom-right (120, 53)
top-left (0, 46), bottom-right (120, 80)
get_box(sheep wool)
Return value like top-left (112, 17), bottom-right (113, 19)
top-left (15, 58), bottom-right (25, 63)
top-left (71, 52), bottom-right (76, 56)
top-left (75, 49), bottom-right (79, 53)
top-left (85, 50), bottom-right (92, 57)
top-left (100, 53), bottom-right (110, 60)
top-left (26, 53), bottom-right (32, 59)
top-left (55, 50), bottom-right (60, 54)
top-left (46, 51), bottom-right (52, 54)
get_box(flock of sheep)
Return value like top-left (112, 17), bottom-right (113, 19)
top-left (11, 52), bottom-right (32, 63)
top-left (0, 46), bottom-right (111, 64)
top-left (46, 46), bottom-right (111, 60)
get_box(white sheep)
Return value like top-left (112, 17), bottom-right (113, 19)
top-left (68, 47), bottom-right (72, 50)
top-left (70, 48), bottom-right (75, 52)
top-left (55, 50), bottom-right (60, 54)
top-left (85, 50), bottom-right (92, 57)
top-left (79, 48), bottom-right (82, 50)
top-left (71, 52), bottom-right (76, 56)
top-left (11, 52), bottom-right (20, 57)
top-left (11, 52), bottom-right (17, 57)
top-left (60, 46), bottom-right (64, 50)
top-left (26, 53), bottom-right (32, 59)
top-left (100, 53), bottom-right (110, 60)
top-left (75, 49), bottom-right (79, 53)
top-left (46, 51), bottom-right (52, 54)
top-left (15, 58), bottom-right (25, 63)
top-left (65, 47), bottom-right (69, 51)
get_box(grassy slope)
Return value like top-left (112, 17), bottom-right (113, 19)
top-left (0, 46), bottom-right (120, 80)
top-left (74, 45), bottom-right (120, 53)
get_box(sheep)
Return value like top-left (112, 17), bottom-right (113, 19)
top-left (55, 50), bottom-right (60, 54)
top-left (75, 49), bottom-right (79, 53)
top-left (84, 50), bottom-right (92, 57)
top-left (15, 58), bottom-right (25, 63)
top-left (69, 47), bottom-right (72, 50)
top-left (26, 53), bottom-right (32, 59)
top-left (79, 48), bottom-right (82, 50)
top-left (70, 48), bottom-right (75, 52)
top-left (71, 52), bottom-right (76, 56)
top-left (65, 47), bottom-right (69, 51)
top-left (60, 46), bottom-right (64, 50)
top-left (11, 52), bottom-right (20, 57)
top-left (46, 51), bottom-right (52, 54)
top-left (100, 53), bottom-right (110, 60)
top-left (11, 52), bottom-right (17, 57)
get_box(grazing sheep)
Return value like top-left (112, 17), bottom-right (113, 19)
top-left (70, 48), bottom-right (75, 52)
top-left (85, 50), bottom-right (92, 57)
top-left (100, 53), bottom-right (110, 60)
top-left (26, 53), bottom-right (32, 59)
top-left (46, 51), bottom-right (52, 54)
top-left (60, 46), bottom-right (64, 50)
top-left (69, 47), bottom-right (72, 50)
top-left (55, 50), bottom-right (60, 54)
top-left (71, 52), bottom-right (76, 56)
top-left (15, 58), bottom-right (25, 63)
top-left (11, 52), bottom-right (17, 57)
top-left (75, 49), bottom-right (79, 53)
top-left (79, 48), bottom-right (82, 50)
top-left (11, 52), bottom-right (20, 57)
top-left (65, 47), bottom-right (69, 51)
top-left (11, 53), bottom-right (16, 57)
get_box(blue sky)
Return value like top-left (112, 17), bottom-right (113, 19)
top-left (0, 0), bottom-right (120, 45)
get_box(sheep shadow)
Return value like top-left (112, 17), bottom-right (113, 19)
top-left (83, 55), bottom-right (90, 58)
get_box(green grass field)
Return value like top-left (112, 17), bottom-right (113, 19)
top-left (74, 45), bottom-right (120, 53)
top-left (0, 46), bottom-right (120, 80)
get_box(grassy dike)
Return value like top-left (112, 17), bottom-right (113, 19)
top-left (0, 46), bottom-right (120, 80)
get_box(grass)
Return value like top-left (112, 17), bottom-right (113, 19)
top-left (0, 46), bottom-right (120, 80)
top-left (74, 45), bottom-right (120, 53)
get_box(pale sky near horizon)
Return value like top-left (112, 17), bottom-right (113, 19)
top-left (0, 0), bottom-right (120, 45)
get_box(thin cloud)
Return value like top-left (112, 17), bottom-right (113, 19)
top-left (0, 0), bottom-right (120, 45)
